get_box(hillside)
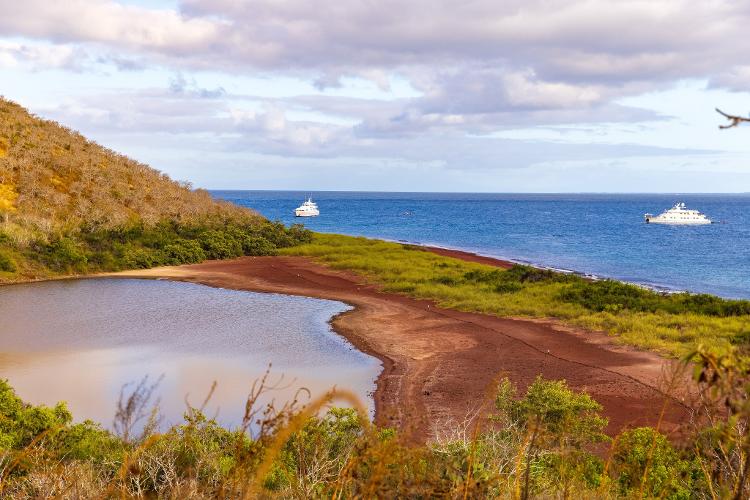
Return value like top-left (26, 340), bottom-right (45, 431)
top-left (0, 97), bottom-right (309, 280)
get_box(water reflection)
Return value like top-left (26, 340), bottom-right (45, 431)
top-left (0, 279), bottom-right (380, 428)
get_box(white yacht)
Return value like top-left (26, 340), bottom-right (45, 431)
top-left (294, 197), bottom-right (320, 217)
top-left (644, 202), bottom-right (712, 225)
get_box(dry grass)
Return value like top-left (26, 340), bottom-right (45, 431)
top-left (0, 96), bottom-right (254, 241)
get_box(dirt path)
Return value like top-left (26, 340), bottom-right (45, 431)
top-left (112, 253), bottom-right (692, 443)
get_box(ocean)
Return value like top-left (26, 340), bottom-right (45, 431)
top-left (213, 191), bottom-right (750, 299)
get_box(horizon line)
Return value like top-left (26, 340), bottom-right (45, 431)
top-left (206, 189), bottom-right (750, 195)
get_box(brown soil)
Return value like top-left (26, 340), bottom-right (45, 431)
top-left (112, 250), bottom-right (693, 443)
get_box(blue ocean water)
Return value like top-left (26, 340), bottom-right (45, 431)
top-left (213, 191), bottom-right (750, 299)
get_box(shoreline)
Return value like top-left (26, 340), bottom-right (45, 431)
top-left (108, 251), bottom-right (694, 443)
top-left (381, 237), bottom-right (726, 297)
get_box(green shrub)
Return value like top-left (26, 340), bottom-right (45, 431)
top-left (120, 245), bottom-right (164, 269)
top-left (493, 377), bottom-right (608, 497)
top-left (287, 223), bottom-right (313, 245)
top-left (433, 275), bottom-right (459, 286)
top-left (268, 408), bottom-right (364, 494)
top-left (464, 264), bottom-right (573, 289)
top-left (494, 282), bottom-right (522, 294)
top-left (86, 249), bottom-right (118, 271)
top-left (559, 280), bottom-right (750, 317)
top-left (241, 236), bottom-right (276, 256)
top-left (199, 229), bottom-right (243, 259)
top-left (611, 427), bottom-right (695, 498)
top-left (672, 293), bottom-right (750, 317)
top-left (43, 237), bottom-right (88, 273)
top-left (496, 376), bottom-right (609, 448)
top-left (163, 239), bottom-right (207, 264)
top-left (502, 265), bottom-right (575, 284)
top-left (53, 420), bottom-right (125, 464)
top-left (258, 221), bottom-right (312, 248)
top-left (0, 249), bottom-right (16, 272)
top-left (0, 379), bottom-right (72, 450)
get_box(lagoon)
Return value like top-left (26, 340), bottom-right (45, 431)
top-left (0, 278), bottom-right (379, 428)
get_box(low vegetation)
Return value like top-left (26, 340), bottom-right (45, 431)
top-left (0, 97), bottom-right (312, 281)
top-left (2, 346), bottom-right (748, 498)
top-left (283, 233), bottom-right (750, 357)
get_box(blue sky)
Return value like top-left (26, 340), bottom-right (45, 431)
top-left (1, 0), bottom-right (749, 192)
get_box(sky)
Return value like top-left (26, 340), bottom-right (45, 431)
top-left (0, 0), bottom-right (749, 192)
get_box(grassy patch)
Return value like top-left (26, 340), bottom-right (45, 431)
top-left (282, 233), bottom-right (750, 357)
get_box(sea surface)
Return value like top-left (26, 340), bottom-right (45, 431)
top-left (0, 279), bottom-right (379, 427)
top-left (214, 191), bottom-right (750, 299)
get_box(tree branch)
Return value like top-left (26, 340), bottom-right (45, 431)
top-left (716, 108), bottom-right (750, 129)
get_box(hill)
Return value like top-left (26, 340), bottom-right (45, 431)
top-left (0, 97), bottom-right (309, 280)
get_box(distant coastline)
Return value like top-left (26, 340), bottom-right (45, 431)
top-left (213, 190), bottom-right (750, 299)
top-left (385, 238), bottom-right (692, 296)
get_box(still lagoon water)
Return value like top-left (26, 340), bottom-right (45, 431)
top-left (0, 278), bottom-right (379, 427)
top-left (215, 191), bottom-right (750, 299)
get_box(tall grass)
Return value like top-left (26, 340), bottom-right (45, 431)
top-left (0, 373), bottom-right (711, 498)
top-left (282, 233), bottom-right (750, 357)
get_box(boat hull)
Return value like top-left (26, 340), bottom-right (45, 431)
top-left (645, 218), bottom-right (711, 225)
top-left (295, 211), bottom-right (319, 217)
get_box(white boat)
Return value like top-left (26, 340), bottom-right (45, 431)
top-left (294, 197), bottom-right (320, 217)
top-left (644, 202), bottom-right (712, 225)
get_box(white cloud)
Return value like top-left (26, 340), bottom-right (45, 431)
top-left (0, 41), bottom-right (88, 70)
top-left (1, 0), bottom-right (749, 190)
top-left (0, 1), bottom-right (219, 53)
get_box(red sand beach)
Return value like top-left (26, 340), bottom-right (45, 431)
top-left (114, 248), bottom-right (692, 443)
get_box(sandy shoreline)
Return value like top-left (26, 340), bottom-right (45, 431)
top-left (110, 247), bottom-right (693, 443)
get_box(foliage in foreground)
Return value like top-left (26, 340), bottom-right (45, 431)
top-left (1, 347), bottom-right (748, 499)
top-left (283, 233), bottom-right (750, 357)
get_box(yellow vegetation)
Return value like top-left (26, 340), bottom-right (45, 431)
top-left (0, 182), bottom-right (18, 221)
top-left (0, 97), bottom-right (255, 238)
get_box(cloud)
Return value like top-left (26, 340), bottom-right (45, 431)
top-left (0, 41), bottom-right (89, 71)
top-left (230, 104), bottom-right (345, 155)
top-left (2, 0), bottom-right (748, 191)
top-left (0, 1), bottom-right (219, 55)
top-left (168, 73), bottom-right (226, 98)
top-left (710, 66), bottom-right (750, 93)
top-left (2, 1), bottom-right (748, 85)
top-left (2, 0), bottom-right (747, 133)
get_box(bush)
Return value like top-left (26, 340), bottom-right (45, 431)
top-left (199, 229), bottom-right (243, 259)
top-left (0, 249), bottom-right (16, 272)
top-left (611, 427), bottom-right (695, 498)
top-left (494, 282), bottom-right (522, 294)
top-left (53, 420), bottom-right (125, 464)
top-left (287, 223), bottom-right (313, 245)
top-left (0, 379), bottom-right (72, 450)
top-left (241, 236), bottom-right (276, 256)
top-left (464, 264), bottom-right (573, 290)
top-left (268, 408), bottom-right (364, 494)
top-left (493, 377), bottom-right (608, 497)
top-left (43, 237), bottom-right (88, 273)
top-left (559, 280), bottom-right (750, 317)
top-left (163, 239), bottom-right (207, 265)
top-left (120, 245), bottom-right (163, 269)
